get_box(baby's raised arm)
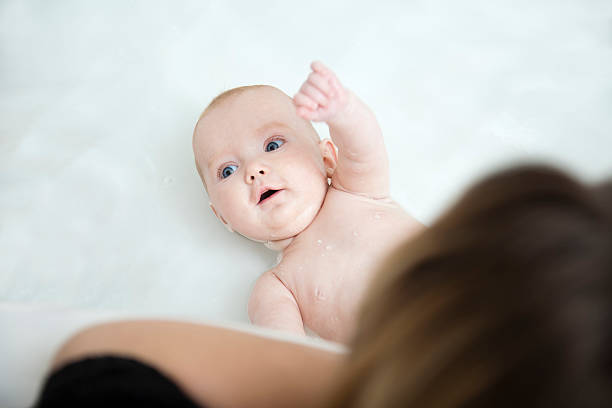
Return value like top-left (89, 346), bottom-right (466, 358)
top-left (294, 61), bottom-right (389, 198)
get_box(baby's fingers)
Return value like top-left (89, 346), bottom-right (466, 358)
top-left (311, 61), bottom-right (343, 95)
top-left (311, 61), bottom-right (333, 77)
top-left (307, 72), bottom-right (335, 98)
top-left (296, 106), bottom-right (317, 121)
top-left (299, 82), bottom-right (329, 107)
top-left (293, 92), bottom-right (318, 111)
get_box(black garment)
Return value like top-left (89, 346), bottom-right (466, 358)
top-left (34, 355), bottom-right (203, 408)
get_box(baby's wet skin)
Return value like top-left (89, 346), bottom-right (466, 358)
top-left (272, 186), bottom-right (422, 342)
top-left (193, 62), bottom-right (424, 342)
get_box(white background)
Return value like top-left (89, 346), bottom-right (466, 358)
top-left (1, 1), bottom-right (611, 406)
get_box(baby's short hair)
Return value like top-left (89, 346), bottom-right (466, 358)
top-left (198, 85), bottom-right (269, 121)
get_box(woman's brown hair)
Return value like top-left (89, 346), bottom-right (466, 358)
top-left (330, 165), bottom-right (612, 407)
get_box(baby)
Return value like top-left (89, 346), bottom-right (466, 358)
top-left (192, 62), bottom-right (423, 343)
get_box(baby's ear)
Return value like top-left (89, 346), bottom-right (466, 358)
top-left (319, 139), bottom-right (338, 178)
top-left (209, 202), bottom-right (233, 233)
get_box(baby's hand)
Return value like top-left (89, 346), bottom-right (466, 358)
top-left (294, 61), bottom-right (350, 123)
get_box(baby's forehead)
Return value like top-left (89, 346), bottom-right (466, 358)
top-left (194, 85), bottom-right (319, 168)
top-left (197, 87), bottom-right (298, 139)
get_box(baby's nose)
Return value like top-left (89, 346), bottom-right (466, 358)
top-left (250, 169), bottom-right (265, 180)
top-left (246, 168), bottom-right (266, 183)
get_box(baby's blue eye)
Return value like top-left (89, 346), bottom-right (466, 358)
top-left (220, 164), bottom-right (238, 179)
top-left (265, 139), bottom-right (284, 152)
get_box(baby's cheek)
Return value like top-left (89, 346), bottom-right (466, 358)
top-left (231, 204), bottom-right (262, 235)
top-left (226, 202), bottom-right (247, 223)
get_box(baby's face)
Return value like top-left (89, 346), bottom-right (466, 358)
top-left (193, 86), bottom-right (329, 242)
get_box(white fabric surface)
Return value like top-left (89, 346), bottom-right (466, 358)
top-left (1, 1), bottom-right (611, 406)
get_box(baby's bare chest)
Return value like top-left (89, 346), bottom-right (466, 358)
top-left (273, 191), bottom-right (417, 337)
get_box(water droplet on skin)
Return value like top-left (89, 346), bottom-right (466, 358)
top-left (352, 231), bottom-right (359, 237)
top-left (316, 239), bottom-right (323, 245)
top-left (325, 245), bottom-right (332, 251)
top-left (315, 288), bottom-right (326, 300)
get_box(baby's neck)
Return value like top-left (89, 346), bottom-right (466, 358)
top-left (264, 237), bottom-right (295, 252)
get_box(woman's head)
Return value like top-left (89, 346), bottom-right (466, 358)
top-left (333, 165), bottom-right (612, 407)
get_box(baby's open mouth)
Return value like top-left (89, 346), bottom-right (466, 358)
top-left (258, 189), bottom-right (280, 204)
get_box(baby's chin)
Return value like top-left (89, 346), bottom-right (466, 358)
top-left (239, 202), bottom-right (321, 243)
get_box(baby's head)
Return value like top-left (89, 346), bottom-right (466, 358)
top-left (193, 85), bottom-right (337, 244)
